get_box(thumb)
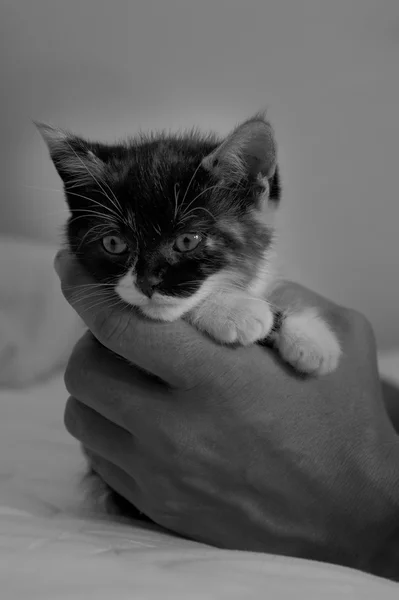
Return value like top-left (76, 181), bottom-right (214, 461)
top-left (54, 250), bottom-right (235, 389)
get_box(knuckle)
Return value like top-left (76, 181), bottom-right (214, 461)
top-left (63, 396), bottom-right (82, 440)
top-left (339, 307), bottom-right (376, 344)
top-left (64, 332), bottom-right (95, 395)
top-left (345, 307), bottom-right (372, 331)
top-left (64, 359), bottom-right (81, 397)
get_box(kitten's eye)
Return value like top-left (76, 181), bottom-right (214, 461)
top-left (174, 233), bottom-right (203, 253)
top-left (102, 235), bottom-right (128, 255)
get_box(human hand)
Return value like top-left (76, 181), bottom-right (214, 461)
top-left (56, 250), bottom-right (399, 579)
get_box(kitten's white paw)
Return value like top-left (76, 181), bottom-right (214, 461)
top-left (276, 308), bottom-right (341, 375)
top-left (191, 296), bottom-right (274, 346)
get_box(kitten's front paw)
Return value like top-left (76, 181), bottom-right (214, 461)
top-left (276, 308), bottom-right (341, 375)
top-left (191, 297), bottom-right (274, 346)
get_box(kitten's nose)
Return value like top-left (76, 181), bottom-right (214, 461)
top-left (136, 274), bottom-right (161, 298)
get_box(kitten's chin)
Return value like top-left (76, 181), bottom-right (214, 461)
top-left (139, 301), bottom-right (188, 322)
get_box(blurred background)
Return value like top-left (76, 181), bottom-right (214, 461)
top-left (1, 0), bottom-right (398, 350)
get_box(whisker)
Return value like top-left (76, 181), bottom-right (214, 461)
top-left (95, 295), bottom-right (129, 312)
top-left (173, 183), bottom-right (181, 221)
top-left (22, 183), bottom-right (123, 223)
top-left (180, 184), bottom-right (216, 217)
top-left (68, 209), bottom-right (120, 224)
top-left (64, 139), bottom-right (124, 218)
top-left (63, 282), bottom-right (117, 292)
top-left (71, 292), bottom-right (119, 313)
top-left (77, 300), bottom-right (116, 314)
top-left (65, 190), bottom-right (123, 221)
top-left (66, 286), bottom-right (117, 303)
top-left (180, 160), bottom-right (203, 208)
top-left (68, 178), bottom-right (124, 220)
top-left (153, 223), bottom-right (162, 235)
top-left (103, 182), bottom-right (124, 216)
top-left (69, 292), bottom-right (115, 306)
top-left (126, 211), bottom-right (138, 238)
top-left (64, 139), bottom-right (111, 198)
top-left (178, 206), bottom-right (216, 223)
top-left (77, 223), bottom-right (119, 248)
top-left (69, 283), bottom-right (116, 297)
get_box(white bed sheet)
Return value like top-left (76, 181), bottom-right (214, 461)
top-left (1, 356), bottom-right (398, 599)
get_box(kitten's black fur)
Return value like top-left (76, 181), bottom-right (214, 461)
top-left (59, 129), bottom-right (280, 304)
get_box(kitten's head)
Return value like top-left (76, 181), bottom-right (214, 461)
top-left (37, 114), bottom-right (281, 321)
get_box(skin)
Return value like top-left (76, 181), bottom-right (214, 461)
top-left (55, 250), bottom-right (399, 580)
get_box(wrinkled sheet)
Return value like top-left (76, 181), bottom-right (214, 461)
top-left (1, 356), bottom-right (398, 599)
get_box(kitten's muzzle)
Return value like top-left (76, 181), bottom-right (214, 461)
top-left (136, 274), bottom-right (161, 298)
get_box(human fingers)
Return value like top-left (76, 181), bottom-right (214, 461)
top-left (64, 330), bottom-right (169, 432)
top-left (55, 250), bottom-right (234, 389)
top-left (83, 448), bottom-right (147, 515)
top-left (269, 279), bottom-right (354, 340)
top-left (64, 396), bottom-right (137, 473)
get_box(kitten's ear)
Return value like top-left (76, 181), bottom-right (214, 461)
top-left (35, 122), bottom-right (104, 187)
top-left (202, 115), bottom-right (277, 184)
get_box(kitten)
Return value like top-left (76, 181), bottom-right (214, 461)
top-left (37, 115), bottom-right (341, 374)
top-left (37, 114), bottom-right (341, 518)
